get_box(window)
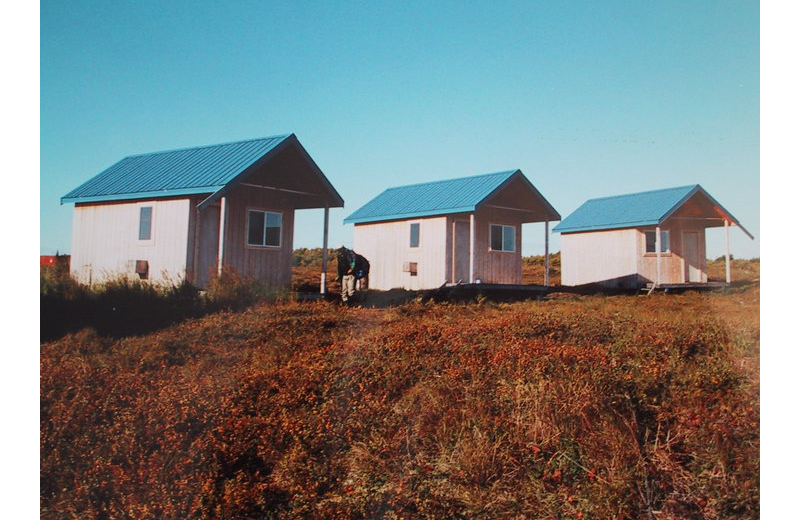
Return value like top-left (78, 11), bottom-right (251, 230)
top-left (490, 224), bottom-right (516, 252)
top-left (645, 230), bottom-right (670, 253)
top-left (409, 223), bottom-right (420, 248)
top-left (138, 206), bottom-right (153, 240)
top-left (247, 210), bottom-right (282, 247)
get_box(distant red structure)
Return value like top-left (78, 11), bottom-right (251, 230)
top-left (41, 254), bottom-right (70, 271)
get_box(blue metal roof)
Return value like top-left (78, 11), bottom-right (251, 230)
top-left (344, 170), bottom-right (526, 224)
top-left (61, 135), bottom-right (293, 204)
top-left (553, 184), bottom-right (752, 237)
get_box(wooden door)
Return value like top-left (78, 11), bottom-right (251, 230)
top-left (683, 231), bottom-right (701, 283)
top-left (197, 205), bottom-right (221, 287)
top-left (452, 220), bottom-right (470, 283)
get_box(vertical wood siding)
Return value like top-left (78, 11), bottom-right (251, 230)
top-left (353, 208), bottom-right (528, 290)
top-left (70, 198), bottom-right (191, 285)
top-left (560, 229), bottom-right (639, 287)
top-left (471, 207), bottom-right (524, 285)
top-left (561, 220), bottom-right (709, 288)
top-left (353, 217), bottom-right (448, 290)
top-left (637, 221), bottom-right (708, 284)
top-left (217, 186), bottom-right (296, 288)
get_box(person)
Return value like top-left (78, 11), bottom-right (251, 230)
top-left (336, 246), bottom-right (369, 304)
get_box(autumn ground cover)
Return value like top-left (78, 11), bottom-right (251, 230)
top-left (41, 259), bottom-right (759, 519)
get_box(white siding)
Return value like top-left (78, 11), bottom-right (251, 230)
top-left (70, 199), bottom-right (191, 285)
top-left (560, 229), bottom-right (639, 287)
top-left (561, 223), bottom-right (711, 288)
top-left (353, 217), bottom-right (448, 290)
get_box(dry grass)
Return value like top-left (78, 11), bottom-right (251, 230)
top-left (41, 261), bottom-right (759, 519)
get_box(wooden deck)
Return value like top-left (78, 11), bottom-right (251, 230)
top-left (294, 280), bottom-right (735, 306)
top-left (436, 282), bottom-right (551, 302)
top-left (644, 281), bottom-right (729, 294)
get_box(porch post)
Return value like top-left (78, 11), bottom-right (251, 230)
top-left (217, 196), bottom-right (227, 277)
top-left (469, 213), bottom-right (475, 283)
top-left (724, 219), bottom-right (731, 284)
top-left (655, 225), bottom-right (661, 286)
top-left (544, 220), bottom-right (550, 286)
top-left (321, 207), bottom-right (329, 294)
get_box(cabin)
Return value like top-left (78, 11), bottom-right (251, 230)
top-left (61, 134), bottom-right (344, 289)
top-left (343, 170), bottom-right (560, 290)
top-left (553, 185), bottom-right (753, 289)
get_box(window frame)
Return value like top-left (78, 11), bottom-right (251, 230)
top-left (644, 229), bottom-right (670, 254)
top-left (246, 209), bottom-right (283, 249)
top-left (489, 223), bottom-right (516, 253)
top-left (137, 204), bottom-right (155, 244)
top-left (409, 222), bottom-right (421, 248)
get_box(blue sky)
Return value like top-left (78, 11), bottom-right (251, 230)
top-left (40, 0), bottom-right (759, 258)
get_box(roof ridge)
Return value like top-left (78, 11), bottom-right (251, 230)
top-left (584, 184), bottom-right (699, 203)
top-left (122, 134), bottom-right (293, 160)
top-left (382, 170), bottom-right (519, 192)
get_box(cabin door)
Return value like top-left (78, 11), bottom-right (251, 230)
top-left (682, 231), bottom-right (702, 283)
top-left (196, 204), bottom-right (221, 288)
top-left (452, 220), bottom-right (470, 283)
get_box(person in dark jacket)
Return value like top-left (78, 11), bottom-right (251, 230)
top-left (336, 246), bottom-right (369, 303)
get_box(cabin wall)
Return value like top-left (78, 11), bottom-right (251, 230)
top-left (560, 229), bottom-right (640, 287)
top-left (352, 209), bottom-right (529, 290)
top-left (216, 186), bottom-right (296, 288)
top-left (70, 198), bottom-right (191, 285)
top-left (561, 222), bottom-right (710, 288)
top-left (352, 217), bottom-right (448, 290)
top-left (637, 221), bottom-right (708, 284)
top-left (471, 207), bottom-right (524, 285)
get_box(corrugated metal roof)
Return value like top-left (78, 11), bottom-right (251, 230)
top-left (553, 184), bottom-right (751, 237)
top-left (343, 170), bottom-right (520, 224)
top-left (61, 135), bottom-right (292, 204)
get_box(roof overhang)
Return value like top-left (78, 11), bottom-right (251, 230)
top-left (554, 185), bottom-right (753, 239)
top-left (478, 170), bottom-right (561, 223)
top-left (660, 185), bottom-right (754, 239)
top-left (197, 134), bottom-right (344, 211)
top-left (344, 169), bottom-right (560, 225)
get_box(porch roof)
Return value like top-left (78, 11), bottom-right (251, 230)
top-left (553, 184), bottom-right (753, 238)
top-left (61, 134), bottom-right (344, 210)
top-left (344, 169), bottom-right (560, 225)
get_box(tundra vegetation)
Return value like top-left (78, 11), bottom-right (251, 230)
top-left (40, 254), bottom-right (759, 519)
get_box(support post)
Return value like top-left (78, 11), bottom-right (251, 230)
top-left (469, 213), bottom-right (475, 283)
top-left (724, 219), bottom-right (731, 284)
top-left (655, 225), bottom-right (661, 287)
top-left (321, 207), bottom-right (329, 294)
top-left (217, 197), bottom-right (227, 277)
top-left (544, 220), bottom-right (550, 286)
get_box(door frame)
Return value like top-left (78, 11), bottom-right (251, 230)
top-left (682, 231), bottom-right (702, 283)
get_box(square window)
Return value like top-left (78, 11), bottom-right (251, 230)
top-left (490, 224), bottom-right (515, 252)
top-left (645, 230), bottom-right (670, 253)
top-left (247, 210), bottom-right (282, 247)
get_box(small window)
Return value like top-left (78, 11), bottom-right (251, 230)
top-left (409, 223), bottom-right (420, 248)
top-left (138, 206), bottom-right (153, 240)
top-left (645, 230), bottom-right (670, 253)
top-left (490, 224), bottom-right (515, 252)
top-left (247, 210), bottom-right (282, 247)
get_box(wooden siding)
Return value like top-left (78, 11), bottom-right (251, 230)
top-left (217, 185), bottom-right (296, 288)
top-left (70, 199), bottom-right (191, 285)
top-left (470, 207), bottom-right (524, 285)
top-left (560, 220), bottom-right (709, 288)
top-left (560, 229), bottom-right (639, 288)
top-left (353, 207), bottom-right (529, 290)
top-left (637, 220), bottom-right (708, 285)
top-left (353, 217), bottom-right (448, 290)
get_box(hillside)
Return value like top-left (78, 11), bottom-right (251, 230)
top-left (41, 264), bottom-right (759, 519)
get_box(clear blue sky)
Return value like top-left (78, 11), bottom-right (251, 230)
top-left (40, 0), bottom-right (759, 258)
